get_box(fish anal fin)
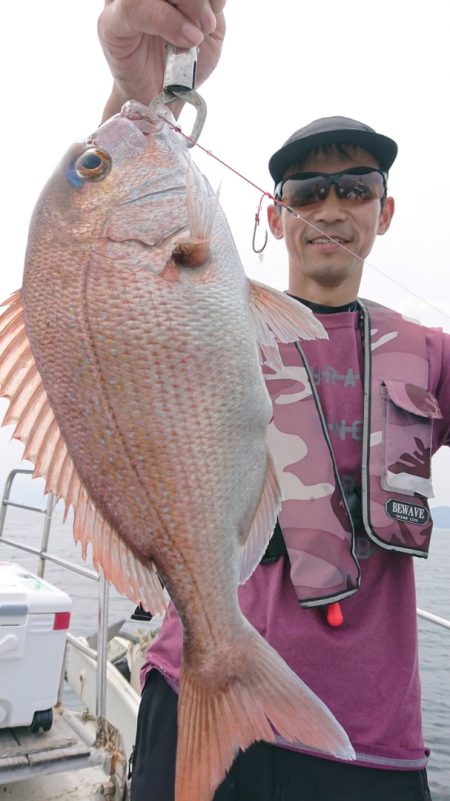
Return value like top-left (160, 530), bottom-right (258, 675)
top-left (73, 489), bottom-right (167, 615)
top-left (175, 625), bottom-right (355, 801)
top-left (238, 451), bottom-right (282, 584)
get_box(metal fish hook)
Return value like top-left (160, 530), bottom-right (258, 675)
top-left (149, 44), bottom-right (207, 145)
top-left (252, 193), bottom-right (269, 255)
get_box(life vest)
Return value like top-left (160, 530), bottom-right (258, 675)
top-left (263, 299), bottom-right (442, 607)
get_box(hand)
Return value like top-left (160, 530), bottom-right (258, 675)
top-left (98, 0), bottom-right (226, 121)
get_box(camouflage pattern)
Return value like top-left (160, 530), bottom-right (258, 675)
top-left (263, 343), bottom-right (360, 606)
top-left (361, 300), bottom-right (442, 554)
top-left (264, 300), bottom-right (442, 607)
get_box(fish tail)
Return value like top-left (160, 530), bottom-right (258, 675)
top-left (175, 627), bottom-right (354, 801)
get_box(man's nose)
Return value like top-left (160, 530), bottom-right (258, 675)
top-left (312, 187), bottom-right (347, 221)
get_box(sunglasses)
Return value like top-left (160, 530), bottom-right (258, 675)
top-left (275, 167), bottom-right (387, 208)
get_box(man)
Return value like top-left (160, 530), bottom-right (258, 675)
top-left (98, 2), bottom-right (448, 799)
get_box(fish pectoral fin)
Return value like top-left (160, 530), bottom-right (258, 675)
top-left (175, 628), bottom-right (355, 801)
top-left (185, 163), bottom-right (219, 240)
top-left (0, 290), bottom-right (167, 617)
top-left (164, 167), bottom-right (217, 272)
top-left (238, 451), bottom-right (282, 584)
top-left (248, 279), bottom-right (328, 369)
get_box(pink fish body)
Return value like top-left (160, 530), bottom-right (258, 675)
top-left (0, 102), bottom-right (354, 800)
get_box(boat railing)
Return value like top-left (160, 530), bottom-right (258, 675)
top-left (1, 468), bottom-right (450, 734)
top-left (0, 468), bottom-right (109, 740)
top-left (416, 608), bottom-right (450, 630)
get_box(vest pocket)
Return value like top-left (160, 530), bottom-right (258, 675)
top-left (380, 380), bottom-right (442, 498)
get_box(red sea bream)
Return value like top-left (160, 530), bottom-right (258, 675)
top-left (0, 102), bottom-right (354, 801)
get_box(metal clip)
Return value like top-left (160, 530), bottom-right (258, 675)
top-left (149, 44), bottom-right (207, 146)
top-left (163, 44), bottom-right (198, 96)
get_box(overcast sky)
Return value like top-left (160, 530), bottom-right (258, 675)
top-left (1, 0), bottom-right (450, 503)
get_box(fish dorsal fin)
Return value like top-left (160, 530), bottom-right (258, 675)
top-left (238, 451), bottom-right (282, 584)
top-left (0, 291), bottom-right (167, 616)
top-left (248, 280), bottom-right (327, 369)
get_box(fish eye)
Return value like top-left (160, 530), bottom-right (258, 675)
top-left (74, 148), bottom-right (112, 182)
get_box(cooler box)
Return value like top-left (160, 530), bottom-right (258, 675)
top-left (0, 561), bottom-right (71, 730)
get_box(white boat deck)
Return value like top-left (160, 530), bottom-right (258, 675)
top-left (0, 708), bottom-right (101, 785)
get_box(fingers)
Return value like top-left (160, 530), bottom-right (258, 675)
top-left (210, 0), bottom-right (227, 11)
top-left (100, 0), bottom-right (225, 49)
top-left (98, 0), bottom-right (226, 118)
top-left (209, 7), bottom-right (226, 46)
top-left (158, 0), bottom-right (227, 36)
top-left (101, 0), bottom-right (198, 49)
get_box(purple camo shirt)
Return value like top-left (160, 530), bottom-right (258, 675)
top-left (140, 309), bottom-right (450, 770)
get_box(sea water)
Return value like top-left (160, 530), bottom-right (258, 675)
top-left (415, 529), bottom-right (450, 800)
top-left (0, 502), bottom-right (449, 799)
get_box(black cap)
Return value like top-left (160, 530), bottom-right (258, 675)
top-left (268, 116), bottom-right (398, 184)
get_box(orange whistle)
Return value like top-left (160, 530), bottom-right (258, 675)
top-left (326, 602), bottom-right (344, 627)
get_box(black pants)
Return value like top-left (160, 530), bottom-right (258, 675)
top-left (130, 671), bottom-right (432, 801)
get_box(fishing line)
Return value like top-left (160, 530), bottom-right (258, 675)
top-left (163, 116), bottom-right (450, 325)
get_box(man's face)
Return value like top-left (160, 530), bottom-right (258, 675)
top-left (267, 146), bottom-right (394, 299)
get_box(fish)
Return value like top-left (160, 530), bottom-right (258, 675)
top-left (0, 101), bottom-right (354, 801)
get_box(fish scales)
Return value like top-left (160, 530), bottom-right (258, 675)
top-left (29, 232), bottom-right (269, 574)
top-left (0, 101), bottom-right (354, 801)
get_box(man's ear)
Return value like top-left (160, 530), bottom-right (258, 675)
top-left (378, 196), bottom-right (395, 236)
top-left (267, 204), bottom-right (284, 239)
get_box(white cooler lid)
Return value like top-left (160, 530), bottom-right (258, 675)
top-left (0, 562), bottom-right (72, 615)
